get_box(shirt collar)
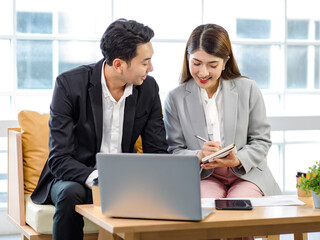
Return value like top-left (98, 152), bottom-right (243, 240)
top-left (199, 78), bottom-right (222, 102)
top-left (101, 60), bottom-right (133, 102)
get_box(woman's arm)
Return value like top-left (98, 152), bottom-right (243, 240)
top-left (164, 91), bottom-right (199, 156)
top-left (232, 80), bottom-right (272, 175)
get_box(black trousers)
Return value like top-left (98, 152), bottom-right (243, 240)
top-left (50, 180), bottom-right (93, 240)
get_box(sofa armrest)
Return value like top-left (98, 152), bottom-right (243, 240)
top-left (7, 128), bottom-right (26, 227)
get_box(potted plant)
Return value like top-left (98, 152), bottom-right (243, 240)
top-left (296, 161), bottom-right (320, 208)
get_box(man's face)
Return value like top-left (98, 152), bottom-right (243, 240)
top-left (122, 42), bottom-right (154, 85)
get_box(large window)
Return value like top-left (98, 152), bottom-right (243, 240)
top-left (0, 0), bottom-right (107, 119)
top-left (0, 0), bottom-right (108, 209)
top-left (1, 0), bottom-right (320, 208)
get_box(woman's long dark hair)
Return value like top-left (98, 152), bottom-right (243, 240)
top-left (180, 24), bottom-right (243, 83)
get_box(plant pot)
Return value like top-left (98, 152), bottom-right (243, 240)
top-left (296, 177), bottom-right (311, 197)
top-left (311, 191), bottom-right (320, 208)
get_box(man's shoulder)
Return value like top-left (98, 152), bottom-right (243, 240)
top-left (142, 75), bottom-right (157, 86)
top-left (57, 59), bottom-right (104, 84)
top-left (58, 63), bottom-right (96, 80)
top-left (136, 75), bottom-right (158, 92)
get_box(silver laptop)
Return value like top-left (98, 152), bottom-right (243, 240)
top-left (96, 153), bottom-right (213, 221)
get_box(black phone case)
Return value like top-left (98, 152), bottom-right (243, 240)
top-left (215, 199), bottom-right (253, 210)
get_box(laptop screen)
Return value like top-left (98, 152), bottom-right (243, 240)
top-left (96, 153), bottom-right (204, 221)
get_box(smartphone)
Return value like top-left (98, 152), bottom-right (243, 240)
top-left (215, 199), bottom-right (253, 210)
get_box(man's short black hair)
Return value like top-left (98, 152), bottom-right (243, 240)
top-left (100, 18), bottom-right (154, 66)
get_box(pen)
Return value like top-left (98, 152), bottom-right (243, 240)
top-left (194, 135), bottom-right (208, 142)
top-left (194, 135), bottom-right (208, 174)
top-left (199, 167), bottom-right (204, 175)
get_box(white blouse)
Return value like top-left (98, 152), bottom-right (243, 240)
top-left (199, 80), bottom-right (225, 146)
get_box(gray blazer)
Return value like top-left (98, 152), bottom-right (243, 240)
top-left (164, 77), bottom-right (281, 196)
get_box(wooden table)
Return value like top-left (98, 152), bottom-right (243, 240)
top-left (76, 198), bottom-right (319, 240)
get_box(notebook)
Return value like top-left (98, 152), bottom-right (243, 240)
top-left (96, 153), bottom-right (213, 221)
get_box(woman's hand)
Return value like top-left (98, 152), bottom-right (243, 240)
top-left (197, 141), bottom-right (221, 161)
top-left (200, 150), bottom-right (241, 169)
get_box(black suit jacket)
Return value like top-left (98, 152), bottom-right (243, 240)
top-left (31, 59), bottom-right (168, 204)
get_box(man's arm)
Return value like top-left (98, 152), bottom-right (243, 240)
top-left (47, 76), bottom-right (95, 184)
top-left (140, 79), bottom-right (168, 153)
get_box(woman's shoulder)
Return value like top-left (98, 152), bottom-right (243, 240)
top-left (165, 81), bottom-right (195, 107)
top-left (226, 77), bottom-right (260, 91)
top-left (226, 77), bottom-right (264, 102)
top-left (231, 76), bottom-right (255, 85)
top-left (168, 81), bottom-right (190, 96)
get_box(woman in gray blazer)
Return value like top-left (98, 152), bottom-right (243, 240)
top-left (164, 24), bottom-right (281, 200)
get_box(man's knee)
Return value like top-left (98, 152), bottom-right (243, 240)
top-left (54, 181), bottom-right (88, 206)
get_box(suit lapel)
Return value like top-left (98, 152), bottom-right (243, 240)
top-left (122, 86), bottom-right (138, 152)
top-left (222, 79), bottom-right (238, 145)
top-left (185, 80), bottom-right (208, 148)
top-left (89, 60), bottom-right (104, 152)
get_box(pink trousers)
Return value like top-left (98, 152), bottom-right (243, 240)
top-left (201, 167), bottom-right (263, 198)
top-left (201, 167), bottom-right (263, 240)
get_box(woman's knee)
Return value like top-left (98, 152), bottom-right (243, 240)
top-left (227, 180), bottom-right (263, 198)
top-left (201, 178), bottom-right (227, 198)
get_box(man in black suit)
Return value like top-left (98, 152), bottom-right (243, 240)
top-left (31, 19), bottom-right (168, 240)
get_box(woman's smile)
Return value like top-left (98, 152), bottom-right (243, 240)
top-left (198, 76), bottom-right (211, 83)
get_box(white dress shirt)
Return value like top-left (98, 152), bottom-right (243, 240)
top-left (85, 61), bottom-right (133, 188)
top-left (199, 79), bottom-right (225, 146)
top-left (99, 66), bottom-right (133, 154)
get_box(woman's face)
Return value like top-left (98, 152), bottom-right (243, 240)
top-left (188, 49), bottom-right (227, 93)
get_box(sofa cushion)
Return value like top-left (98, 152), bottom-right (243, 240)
top-left (18, 110), bottom-right (50, 194)
top-left (25, 194), bottom-right (99, 234)
top-left (134, 135), bottom-right (143, 153)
